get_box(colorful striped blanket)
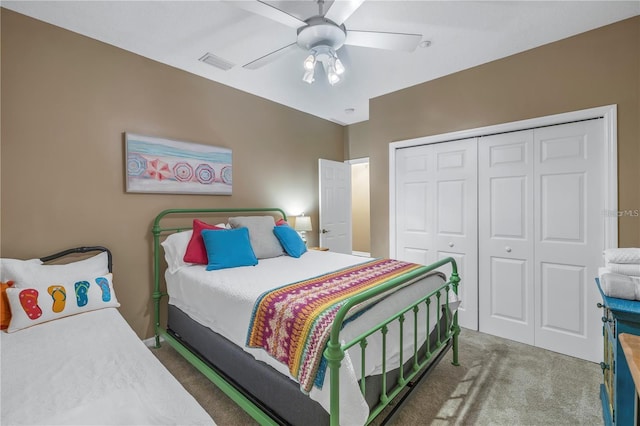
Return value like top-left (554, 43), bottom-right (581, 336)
top-left (246, 258), bottom-right (430, 393)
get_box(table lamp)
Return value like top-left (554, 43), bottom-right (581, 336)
top-left (294, 215), bottom-right (312, 244)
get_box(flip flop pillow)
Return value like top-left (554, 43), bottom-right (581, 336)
top-left (5, 273), bottom-right (119, 333)
top-left (1, 252), bottom-right (109, 291)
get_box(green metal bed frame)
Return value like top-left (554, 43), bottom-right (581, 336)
top-left (152, 208), bottom-right (461, 425)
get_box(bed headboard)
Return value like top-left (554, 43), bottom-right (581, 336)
top-left (151, 207), bottom-right (287, 340)
top-left (152, 208), bottom-right (287, 236)
top-left (151, 207), bottom-right (287, 257)
top-left (39, 246), bottom-right (113, 273)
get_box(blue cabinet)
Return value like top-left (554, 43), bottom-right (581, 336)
top-left (598, 279), bottom-right (640, 425)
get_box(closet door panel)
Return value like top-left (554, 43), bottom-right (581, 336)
top-left (534, 119), bottom-right (604, 363)
top-left (479, 130), bottom-right (535, 344)
top-left (432, 139), bottom-right (478, 330)
top-left (490, 257), bottom-right (528, 321)
top-left (490, 176), bottom-right (527, 239)
top-left (395, 145), bottom-right (434, 266)
top-left (540, 262), bottom-right (585, 333)
top-left (540, 173), bottom-right (585, 242)
top-left (395, 139), bottom-right (478, 330)
top-left (437, 180), bottom-right (465, 235)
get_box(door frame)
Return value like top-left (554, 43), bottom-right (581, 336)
top-left (389, 104), bottom-right (619, 256)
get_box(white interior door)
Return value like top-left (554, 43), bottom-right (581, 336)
top-left (395, 139), bottom-right (478, 330)
top-left (533, 119), bottom-right (604, 362)
top-left (479, 130), bottom-right (535, 345)
top-left (319, 159), bottom-right (352, 254)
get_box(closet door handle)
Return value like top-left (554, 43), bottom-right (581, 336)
top-left (448, 242), bottom-right (454, 248)
top-left (505, 246), bottom-right (512, 253)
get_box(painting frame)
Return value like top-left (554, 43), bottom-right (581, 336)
top-left (125, 133), bottom-right (232, 195)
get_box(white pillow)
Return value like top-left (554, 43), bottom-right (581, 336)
top-left (6, 273), bottom-right (120, 333)
top-left (2, 251), bottom-right (109, 289)
top-left (0, 258), bottom-right (43, 282)
top-left (161, 230), bottom-right (193, 273)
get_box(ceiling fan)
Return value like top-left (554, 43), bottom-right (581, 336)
top-left (231, 0), bottom-right (423, 85)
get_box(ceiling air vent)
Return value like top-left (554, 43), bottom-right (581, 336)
top-left (198, 53), bottom-right (235, 71)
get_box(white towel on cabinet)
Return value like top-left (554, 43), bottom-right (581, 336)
top-left (605, 262), bottom-right (640, 276)
top-left (603, 248), bottom-right (640, 264)
top-left (599, 267), bottom-right (640, 300)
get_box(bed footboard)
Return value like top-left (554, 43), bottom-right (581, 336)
top-left (325, 257), bottom-right (460, 425)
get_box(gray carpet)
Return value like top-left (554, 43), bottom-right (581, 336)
top-left (150, 328), bottom-right (603, 425)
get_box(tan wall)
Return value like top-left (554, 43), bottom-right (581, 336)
top-left (348, 16), bottom-right (640, 257)
top-left (0, 9), bottom-right (344, 338)
top-left (351, 162), bottom-right (370, 253)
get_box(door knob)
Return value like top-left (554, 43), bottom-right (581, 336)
top-left (321, 229), bottom-right (329, 234)
top-left (505, 246), bottom-right (512, 253)
top-left (448, 242), bottom-right (454, 247)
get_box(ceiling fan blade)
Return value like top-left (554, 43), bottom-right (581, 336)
top-left (228, 1), bottom-right (305, 28)
top-left (324, 0), bottom-right (365, 25)
top-left (345, 30), bottom-right (422, 52)
top-left (243, 42), bottom-right (298, 70)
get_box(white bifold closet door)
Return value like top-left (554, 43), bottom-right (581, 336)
top-left (395, 138), bottom-right (478, 330)
top-left (534, 120), bottom-right (604, 362)
top-left (478, 130), bottom-right (535, 345)
top-left (478, 119), bottom-right (604, 362)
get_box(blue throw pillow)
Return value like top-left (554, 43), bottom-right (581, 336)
top-left (202, 228), bottom-right (258, 270)
top-left (273, 225), bottom-right (307, 258)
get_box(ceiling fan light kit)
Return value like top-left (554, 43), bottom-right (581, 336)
top-left (235, 0), bottom-right (423, 86)
top-left (303, 44), bottom-right (345, 86)
top-left (297, 17), bottom-right (348, 85)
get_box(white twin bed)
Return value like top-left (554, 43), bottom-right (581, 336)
top-left (0, 247), bottom-right (214, 426)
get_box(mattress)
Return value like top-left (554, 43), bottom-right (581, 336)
top-left (1, 307), bottom-right (215, 426)
top-left (165, 250), bottom-right (456, 425)
top-left (167, 303), bottom-right (452, 426)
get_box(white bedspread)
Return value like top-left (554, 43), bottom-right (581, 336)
top-left (1, 308), bottom-right (215, 426)
top-left (166, 250), bottom-right (456, 425)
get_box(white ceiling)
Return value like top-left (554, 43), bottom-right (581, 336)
top-left (3, 1), bottom-right (639, 125)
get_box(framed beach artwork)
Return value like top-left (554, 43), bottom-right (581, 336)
top-left (125, 133), bottom-right (232, 195)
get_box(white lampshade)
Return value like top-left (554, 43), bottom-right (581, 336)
top-left (294, 216), bottom-right (312, 232)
